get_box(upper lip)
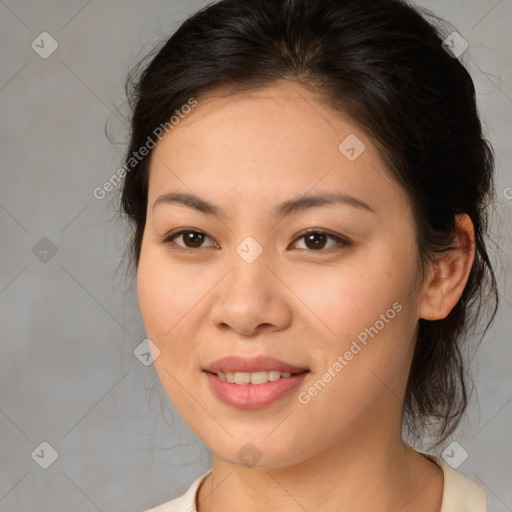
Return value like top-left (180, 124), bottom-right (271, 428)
top-left (203, 355), bottom-right (309, 374)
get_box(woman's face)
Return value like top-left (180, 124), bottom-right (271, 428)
top-left (137, 81), bottom-right (428, 468)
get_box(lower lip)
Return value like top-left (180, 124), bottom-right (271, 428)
top-left (204, 371), bottom-right (309, 409)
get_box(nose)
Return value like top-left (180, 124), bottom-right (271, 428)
top-left (209, 245), bottom-right (292, 337)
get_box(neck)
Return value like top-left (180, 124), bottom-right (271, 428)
top-left (196, 432), bottom-right (443, 512)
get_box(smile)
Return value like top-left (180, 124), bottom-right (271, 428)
top-left (216, 370), bottom-right (294, 385)
top-left (204, 370), bottom-right (309, 409)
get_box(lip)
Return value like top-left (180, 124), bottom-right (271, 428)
top-left (204, 371), bottom-right (309, 409)
top-left (203, 355), bottom-right (309, 374)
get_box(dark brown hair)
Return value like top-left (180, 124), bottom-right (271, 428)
top-left (119, 0), bottom-right (499, 447)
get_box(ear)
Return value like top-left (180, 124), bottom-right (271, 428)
top-left (419, 213), bottom-right (476, 321)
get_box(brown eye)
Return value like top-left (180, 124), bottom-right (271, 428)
top-left (163, 228), bottom-right (350, 254)
top-left (292, 230), bottom-right (350, 253)
top-left (164, 230), bottom-right (216, 250)
top-left (303, 232), bottom-right (328, 250)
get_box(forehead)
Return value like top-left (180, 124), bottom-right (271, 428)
top-left (154, 81), bottom-right (374, 153)
top-left (147, 81), bottom-right (409, 218)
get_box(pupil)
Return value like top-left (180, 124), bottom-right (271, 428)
top-left (186, 232), bottom-right (203, 247)
top-left (306, 233), bottom-right (326, 250)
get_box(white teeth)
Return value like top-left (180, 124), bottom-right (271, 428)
top-left (233, 372), bottom-right (250, 385)
top-left (242, 371), bottom-right (265, 384)
top-left (269, 370), bottom-right (287, 381)
top-left (218, 370), bottom-right (294, 384)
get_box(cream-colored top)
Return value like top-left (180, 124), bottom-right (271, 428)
top-left (144, 456), bottom-right (487, 512)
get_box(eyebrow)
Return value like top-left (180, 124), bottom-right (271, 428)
top-left (152, 191), bottom-right (375, 218)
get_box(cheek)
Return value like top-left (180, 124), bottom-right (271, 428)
top-left (136, 257), bottom-right (168, 335)
top-left (136, 249), bottom-right (203, 339)
top-left (136, 252), bottom-right (201, 397)
top-left (294, 260), bottom-right (404, 335)
top-left (294, 248), bottom-right (418, 379)
top-left (135, 250), bottom-right (220, 395)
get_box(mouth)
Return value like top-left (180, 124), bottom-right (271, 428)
top-left (203, 369), bottom-right (309, 385)
top-left (202, 355), bottom-right (310, 406)
top-left (203, 355), bottom-right (310, 377)
top-left (203, 369), bottom-right (310, 409)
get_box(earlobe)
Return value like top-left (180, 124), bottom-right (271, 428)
top-left (419, 214), bottom-right (475, 321)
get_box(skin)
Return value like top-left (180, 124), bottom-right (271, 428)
top-left (136, 80), bottom-right (475, 512)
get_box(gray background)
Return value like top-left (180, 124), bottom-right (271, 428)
top-left (0, 1), bottom-right (511, 511)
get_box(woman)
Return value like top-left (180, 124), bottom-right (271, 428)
top-left (119, 0), bottom-right (499, 510)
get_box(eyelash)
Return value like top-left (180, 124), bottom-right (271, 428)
top-left (162, 228), bottom-right (351, 254)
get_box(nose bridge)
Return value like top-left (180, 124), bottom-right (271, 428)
top-left (208, 231), bottom-right (290, 335)
top-left (207, 217), bottom-right (293, 336)
top-left (229, 233), bottom-right (271, 295)
top-left (235, 233), bottom-right (267, 267)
